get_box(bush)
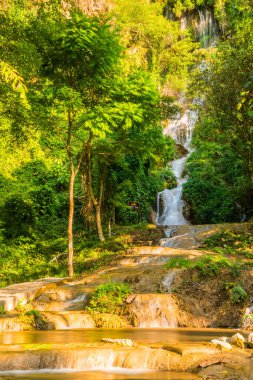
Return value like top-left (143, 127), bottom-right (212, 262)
top-left (230, 285), bottom-right (248, 303)
top-left (202, 230), bottom-right (253, 257)
top-left (224, 282), bottom-right (248, 304)
top-left (193, 254), bottom-right (231, 277)
top-left (2, 195), bottom-right (36, 238)
top-left (86, 282), bottom-right (133, 315)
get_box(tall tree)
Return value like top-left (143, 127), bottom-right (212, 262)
top-left (34, 10), bottom-right (122, 275)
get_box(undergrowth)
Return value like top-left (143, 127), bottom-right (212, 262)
top-left (165, 254), bottom-right (244, 277)
top-left (0, 223), bottom-right (158, 287)
top-left (223, 282), bottom-right (248, 303)
top-left (86, 282), bottom-right (133, 315)
top-left (202, 230), bottom-right (253, 258)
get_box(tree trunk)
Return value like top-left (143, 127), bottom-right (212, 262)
top-left (96, 205), bottom-right (105, 241)
top-left (68, 168), bottom-right (75, 276)
top-left (66, 111), bottom-right (86, 277)
top-left (108, 219), bottom-right (111, 238)
top-left (86, 142), bottom-right (106, 241)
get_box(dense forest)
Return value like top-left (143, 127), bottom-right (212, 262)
top-left (0, 0), bottom-right (252, 282)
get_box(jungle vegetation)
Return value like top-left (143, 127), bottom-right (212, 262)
top-left (0, 0), bottom-right (252, 279)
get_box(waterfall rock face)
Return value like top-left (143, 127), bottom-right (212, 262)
top-left (72, 0), bottom-right (111, 15)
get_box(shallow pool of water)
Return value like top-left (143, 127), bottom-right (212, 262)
top-left (0, 369), bottom-right (200, 380)
top-left (0, 328), bottom-right (244, 380)
top-left (0, 327), bottom-right (240, 345)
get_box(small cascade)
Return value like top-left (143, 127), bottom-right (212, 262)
top-left (0, 349), bottom-right (118, 371)
top-left (162, 271), bottom-right (175, 292)
top-left (34, 285), bottom-right (87, 311)
top-left (197, 8), bottom-right (219, 48)
top-left (180, 8), bottom-right (220, 48)
top-left (42, 311), bottom-right (96, 329)
top-left (129, 294), bottom-right (178, 328)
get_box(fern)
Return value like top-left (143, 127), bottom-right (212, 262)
top-left (0, 60), bottom-right (30, 109)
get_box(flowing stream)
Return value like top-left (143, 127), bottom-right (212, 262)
top-left (156, 106), bottom-right (198, 226)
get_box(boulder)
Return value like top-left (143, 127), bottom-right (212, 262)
top-left (220, 336), bottom-right (230, 343)
top-left (247, 332), bottom-right (253, 348)
top-left (230, 333), bottom-right (245, 349)
top-left (210, 339), bottom-right (232, 350)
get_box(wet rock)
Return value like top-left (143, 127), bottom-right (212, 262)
top-left (247, 332), bottom-right (253, 348)
top-left (126, 294), bottom-right (136, 304)
top-left (220, 336), bottom-right (230, 343)
top-left (242, 307), bottom-right (253, 330)
top-left (176, 143), bottom-right (189, 157)
top-left (92, 313), bottom-right (129, 328)
top-left (162, 343), bottom-right (219, 356)
top-left (211, 339), bottom-right (232, 350)
top-left (0, 278), bottom-right (63, 312)
top-left (101, 338), bottom-right (134, 347)
top-left (230, 333), bottom-right (245, 349)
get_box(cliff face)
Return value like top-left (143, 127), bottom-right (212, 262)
top-left (72, 0), bottom-right (111, 15)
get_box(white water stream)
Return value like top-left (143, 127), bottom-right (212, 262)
top-left (156, 107), bottom-right (198, 226)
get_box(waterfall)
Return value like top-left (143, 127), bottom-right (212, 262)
top-left (156, 9), bottom-right (219, 227)
top-left (179, 8), bottom-right (220, 48)
top-left (197, 8), bottom-right (219, 48)
top-left (129, 294), bottom-right (178, 328)
top-left (157, 106), bottom-right (199, 226)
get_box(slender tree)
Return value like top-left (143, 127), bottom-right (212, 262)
top-left (34, 10), bottom-right (121, 274)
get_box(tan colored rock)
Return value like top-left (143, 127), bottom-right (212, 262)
top-left (101, 338), bottom-right (134, 347)
top-left (211, 339), bottom-right (232, 350)
top-left (0, 278), bottom-right (63, 312)
top-left (220, 336), bottom-right (230, 343)
top-left (230, 333), bottom-right (246, 349)
top-left (162, 343), bottom-right (220, 355)
top-left (247, 332), bottom-right (253, 348)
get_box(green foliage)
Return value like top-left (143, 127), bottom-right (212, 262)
top-left (25, 309), bottom-right (42, 318)
top-left (192, 254), bottom-right (231, 277)
top-left (184, 3), bottom-right (253, 223)
top-left (224, 282), bottom-right (248, 304)
top-left (165, 257), bottom-right (191, 269)
top-left (2, 195), bottom-right (36, 238)
top-left (1, 0), bottom-right (251, 281)
top-left (0, 223), bottom-right (159, 287)
top-left (86, 282), bottom-right (133, 315)
top-left (202, 230), bottom-right (253, 258)
top-left (192, 254), bottom-right (244, 278)
top-left (0, 60), bottom-right (29, 108)
top-left (112, 0), bottom-right (197, 92)
top-left (183, 145), bottom-right (239, 223)
top-left (0, 305), bottom-right (6, 315)
top-left (166, 0), bottom-right (215, 17)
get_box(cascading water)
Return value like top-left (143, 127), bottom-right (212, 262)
top-left (180, 8), bottom-right (219, 48)
top-left (157, 105), bottom-right (199, 226)
top-left (198, 8), bottom-right (219, 48)
top-left (156, 9), bottom-right (219, 227)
